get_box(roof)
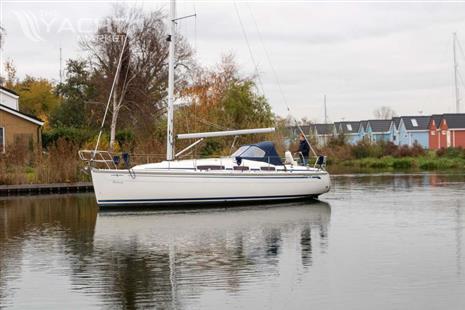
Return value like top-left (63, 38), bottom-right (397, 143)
top-left (299, 125), bottom-right (312, 135)
top-left (236, 141), bottom-right (282, 166)
top-left (314, 123), bottom-right (334, 135)
top-left (367, 119), bottom-right (392, 133)
top-left (360, 120), bottom-right (368, 131)
top-left (0, 86), bottom-right (19, 97)
top-left (286, 125), bottom-right (312, 136)
top-left (400, 116), bottom-right (431, 130)
top-left (0, 104), bottom-right (44, 126)
top-left (333, 122), bottom-right (342, 134)
top-left (427, 114), bottom-right (443, 128)
top-left (392, 117), bottom-right (401, 129)
top-left (441, 113), bottom-right (465, 129)
top-left (339, 121), bottom-right (360, 134)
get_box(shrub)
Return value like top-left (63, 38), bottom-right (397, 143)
top-left (392, 158), bottom-right (415, 169)
top-left (200, 139), bottom-right (223, 157)
top-left (115, 129), bottom-right (136, 150)
top-left (380, 141), bottom-right (398, 157)
top-left (351, 141), bottom-right (371, 159)
top-left (418, 159), bottom-right (438, 170)
top-left (393, 143), bottom-right (425, 158)
top-left (321, 143), bottom-right (353, 161)
top-left (410, 142), bottom-right (426, 157)
top-left (436, 158), bottom-right (461, 169)
top-left (368, 159), bottom-right (389, 169)
top-left (36, 138), bottom-right (84, 183)
top-left (42, 127), bottom-right (95, 148)
top-left (327, 134), bottom-right (347, 147)
top-left (358, 158), bottom-right (377, 168)
top-left (436, 147), bottom-right (465, 159)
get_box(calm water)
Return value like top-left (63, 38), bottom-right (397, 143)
top-left (1, 173), bottom-right (464, 309)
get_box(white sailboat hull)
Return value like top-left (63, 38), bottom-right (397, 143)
top-left (91, 168), bottom-right (331, 207)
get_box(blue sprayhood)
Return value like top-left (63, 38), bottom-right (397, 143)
top-left (232, 141), bottom-right (282, 166)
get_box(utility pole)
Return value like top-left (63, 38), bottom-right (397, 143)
top-left (453, 33), bottom-right (461, 113)
top-left (324, 94), bottom-right (328, 124)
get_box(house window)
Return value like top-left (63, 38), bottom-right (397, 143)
top-left (411, 119), bottom-right (418, 127)
top-left (0, 127), bottom-right (4, 153)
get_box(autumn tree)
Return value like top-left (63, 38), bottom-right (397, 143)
top-left (2, 60), bottom-right (17, 88)
top-left (81, 6), bottom-right (193, 150)
top-left (1, 61), bottom-right (59, 128)
top-left (178, 56), bottom-right (274, 156)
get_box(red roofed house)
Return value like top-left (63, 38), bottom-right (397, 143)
top-left (428, 114), bottom-right (465, 149)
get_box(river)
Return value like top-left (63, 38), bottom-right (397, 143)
top-left (0, 173), bottom-right (464, 309)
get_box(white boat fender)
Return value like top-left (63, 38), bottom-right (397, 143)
top-left (285, 151), bottom-right (297, 166)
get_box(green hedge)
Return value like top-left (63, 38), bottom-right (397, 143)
top-left (42, 127), bottom-right (95, 148)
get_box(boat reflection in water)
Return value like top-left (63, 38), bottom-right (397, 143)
top-left (0, 194), bottom-right (330, 309)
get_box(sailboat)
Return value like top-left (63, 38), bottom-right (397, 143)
top-left (80, 0), bottom-right (331, 207)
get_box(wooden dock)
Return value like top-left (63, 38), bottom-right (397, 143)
top-left (0, 182), bottom-right (94, 196)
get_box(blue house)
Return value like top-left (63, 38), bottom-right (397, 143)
top-left (312, 124), bottom-right (335, 146)
top-left (397, 116), bottom-right (431, 148)
top-left (389, 117), bottom-right (401, 145)
top-left (358, 121), bottom-right (369, 142)
top-left (337, 121), bottom-right (362, 144)
top-left (366, 120), bottom-right (392, 142)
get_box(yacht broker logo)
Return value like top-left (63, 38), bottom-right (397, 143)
top-left (12, 10), bottom-right (124, 43)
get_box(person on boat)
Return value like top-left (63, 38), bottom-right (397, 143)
top-left (298, 133), bottom-right (310, 166)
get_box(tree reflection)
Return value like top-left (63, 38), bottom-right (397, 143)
top-left (300, 224), bottom-right (312, 267)
top-left (0, 194), bottom-right (97, 306)
top-left (265, 228), bottom-right (281, 258)
top-left (0, 197), bottom-right (331, 309)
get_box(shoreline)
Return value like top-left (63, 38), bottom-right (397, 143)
top-left (0, 182), bottom-right (93, 196)
top-left (1, 169), bottom-right (464, 197)
top-left (326, 156), bottom-right (465, 174)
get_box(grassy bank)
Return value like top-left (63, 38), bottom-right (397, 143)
top-left (327, 155), bottom-right (465, 174)
top-left (318, 137), bottom-right (465, 174)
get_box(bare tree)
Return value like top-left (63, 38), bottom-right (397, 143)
top-left (82, 6), bottom-right (193, 150)
top-left (374, 106), bottom-right (397, 119)
top-left (0, 26), bottom-right (4, 50)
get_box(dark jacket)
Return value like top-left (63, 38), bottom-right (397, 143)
top-left (298, 139), bottom-right (310, 157)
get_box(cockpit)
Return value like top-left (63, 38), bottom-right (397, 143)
top-left (230, 141), bottom-right (283, 166)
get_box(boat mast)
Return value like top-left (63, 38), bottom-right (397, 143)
top-left (167, 0), bottom-right (176, 160)
top-left (453, 32), bottom-right (461, 113)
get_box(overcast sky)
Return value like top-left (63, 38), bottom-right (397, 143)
top-left (2, 0), bottom-right (465, 123)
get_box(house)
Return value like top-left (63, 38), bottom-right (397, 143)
top-left (0, 86), bottom-right (44, 153)
top-left (389, 117), bottom-right (401, 145)
top-left (366, 120), bottom-right (392, 142)
top-left (357, 121), bottom-right (369, 142)
top-left (312, 123), bottom-right (334, 146)
top-left (397, 116), bottom-right (431, 148)
top-left (427, 114), bottom-right (444, 149)
top-left (286, 125), bottom-right (312, 141)
top-left (337, 121), bottom-right (361, 144)
top-left (428, 114), bottom-right (465, 149)
top-left (333, 121), bottom-right (342, 135)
